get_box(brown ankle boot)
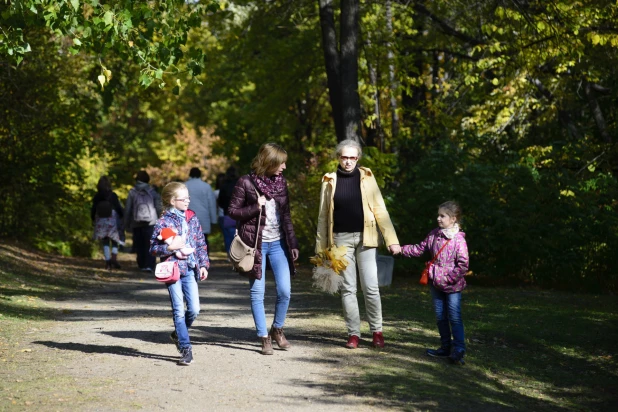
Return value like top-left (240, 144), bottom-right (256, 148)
top-left (105, 260), bottom-right (112, 270)
top-left (269, 326), bottom-right (291, 350)
top-left (260, 336), bottom-right (274, 355)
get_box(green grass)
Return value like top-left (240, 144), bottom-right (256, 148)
top-left (292, 270), bottom-right (618, 411)
top-left (0, 242), bottom-right (129, 322)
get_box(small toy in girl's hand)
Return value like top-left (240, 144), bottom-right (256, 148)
top-left (158, 227), bottom-right (195, 259)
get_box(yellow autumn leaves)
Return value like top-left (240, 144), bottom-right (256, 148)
top-left (97, 65), bottom-right (113, 89)
top-left (310, 245), bottom-right (349, 275)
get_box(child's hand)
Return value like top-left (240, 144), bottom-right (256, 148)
top-left (199, 267), bottom-right (208, 280)
top-left (257, 195), bottom-right (266, 207)
top-left (388, 244), bottom-right (401, 255)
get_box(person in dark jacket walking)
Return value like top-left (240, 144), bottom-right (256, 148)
top-left (125, 171), bottom-right (162, 272)
top-left (91, 176), bottom-right (124, 270)
top-left (217, 166), bottom-right (239, 254)
top-left (228, 143), bottom-right (299, 355)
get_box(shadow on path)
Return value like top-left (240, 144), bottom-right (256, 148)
top-left (33, 340), bottom-right (178, 364)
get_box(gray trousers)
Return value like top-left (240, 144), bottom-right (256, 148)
top-left (334, 232), bottom-right (382, 337)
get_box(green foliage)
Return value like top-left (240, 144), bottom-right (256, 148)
top-left (1, 0), bottom-right (220, 89)
top-left (0, 25), bottom-right (187, 255)
top-left (392, 135), bottom-right (618, 292)
top-left (0, 29), bottom-right (97, 255)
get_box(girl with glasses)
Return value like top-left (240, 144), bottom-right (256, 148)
top-left (150, 182), bottom-right (210, 365)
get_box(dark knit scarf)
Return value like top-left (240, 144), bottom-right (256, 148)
top-left (251, 172), bottom-right (287, 199)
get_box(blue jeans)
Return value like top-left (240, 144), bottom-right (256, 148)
top-left (249, 240), bottom-right (291, 337)
top-left (100, 238), bottom-right (118, 260)
top-left (429, 284), bottom-right (466, 353)
top-left (219, 216), bottom-right (236, 254)
top-left (167, 268), bottom-right (200, 350)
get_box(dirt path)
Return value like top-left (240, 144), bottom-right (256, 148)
top-left (4, 253), bottom-right (383, 411)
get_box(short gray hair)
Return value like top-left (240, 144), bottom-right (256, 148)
top-left (335, 139), bottom-right (363, 159)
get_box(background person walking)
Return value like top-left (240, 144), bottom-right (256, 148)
top-left (217, 166), bottom-right (239, 254)
top-left (185, 167), bottom-right (218, 251)
top-left (125, 170), bottom-right (161, 272)
top-left (92, 176), bottom-right (124, 270)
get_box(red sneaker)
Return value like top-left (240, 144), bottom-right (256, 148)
top-left (371, 331), bottom-right (385, 348)
top-left (345, 335), bottom-right (359, 349)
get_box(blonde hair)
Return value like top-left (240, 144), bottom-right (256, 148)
top-left (161, 182), bottom-right (187, 211)
top-left (251, 143), bottom-right (288, 177)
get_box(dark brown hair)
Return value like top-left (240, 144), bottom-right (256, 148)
top-left (97, 176), bottom-right (112, 194)
top-left (438, 201), bottom-right (462, 222)
top-left (136, 170), bottom-right (150, 183)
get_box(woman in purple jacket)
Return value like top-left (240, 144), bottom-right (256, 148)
top-left (401, 201), bottom-right (469, 365)
top-left (150, 182), bottom-right (210, 366)
top-left (228, 143), bottom-right (299, 355)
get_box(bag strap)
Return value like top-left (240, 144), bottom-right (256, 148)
top-left (252, 185), bottom-right (262, 250)
top-left (428, 239), bottom-right (451, 268)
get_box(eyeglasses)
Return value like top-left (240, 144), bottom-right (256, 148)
top-left (339, 156), bottom-right (358, 161)
top-left (174, 197), bottom-right (190, 202)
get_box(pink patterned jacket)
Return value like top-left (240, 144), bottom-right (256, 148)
top-left (401, 228), bottom-right (469, 293)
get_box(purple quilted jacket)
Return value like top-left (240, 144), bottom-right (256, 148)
top-left (401, 228), bottom-right (469, 293)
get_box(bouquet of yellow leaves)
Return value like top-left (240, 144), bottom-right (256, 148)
top-left (309, 245), bottom-right (349, 294)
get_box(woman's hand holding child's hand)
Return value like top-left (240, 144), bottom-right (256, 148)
top-left (389, 244), bottom-right (402, 255)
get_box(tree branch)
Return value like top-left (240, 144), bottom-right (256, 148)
top-left (411, 2), bottom-right (485, 46)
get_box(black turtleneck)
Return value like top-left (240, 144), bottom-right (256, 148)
top-left (333, 166), bottom-right (364, 233)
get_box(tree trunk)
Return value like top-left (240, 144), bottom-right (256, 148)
top-left (318, 0), bottom-right (344, 141)
top-left (385, 0), bottom-right (399, 142)
top-left (529, 77), bottom-right (582, 140)
top-left (584, 80), bottom-right (612, 144)
top-left (365, 32), bottom-right (382, 150)
top-left (401, 5), bottom-right (427, 120)
top-left (340, 0), bottom-right (362, 143)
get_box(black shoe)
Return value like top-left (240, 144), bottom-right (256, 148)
top-left (170, 331), bottom-right (180, 353)
top-left (178, 347), bottom-right (193, 366)
top-left (449, 350), bottom-right (465, 365)
top-left (426, 347), bottom-right (451, 358)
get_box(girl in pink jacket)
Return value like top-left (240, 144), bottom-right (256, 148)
top-left (401, 201), bottom-right (469, 365)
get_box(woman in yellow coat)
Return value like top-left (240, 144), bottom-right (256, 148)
top-left (316, 139), bottom-right (400, 349)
